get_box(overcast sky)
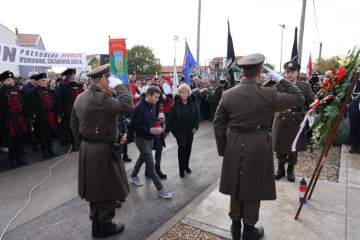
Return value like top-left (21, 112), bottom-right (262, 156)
top-left (1, 0), bottom-right (359, 72)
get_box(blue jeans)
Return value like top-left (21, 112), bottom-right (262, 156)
top-left (131, 137), bottom-right (163, 191)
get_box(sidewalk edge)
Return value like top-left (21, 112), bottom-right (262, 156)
top-left (146, 178), bottom-right (220, 240)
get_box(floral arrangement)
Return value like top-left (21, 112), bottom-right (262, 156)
top-left (199, 88), bottom-right (209, 97)
top-left (191, 88), bottom-right (200, 96)
top-left (311, 47), bottom-right (360, 147)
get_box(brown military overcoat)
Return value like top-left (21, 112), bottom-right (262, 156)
top-left (213, 78), bottom-right (304, 200)
top-left (272, 81), bottom-right (315, 154)
top-left (71, 84), bottom-right (134, 202)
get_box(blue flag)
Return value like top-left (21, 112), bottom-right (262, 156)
top-left (182, 40), bottom-right (197, 85)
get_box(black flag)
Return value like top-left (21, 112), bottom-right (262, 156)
top-left (226, 20), bottom-right (236, 86)
top-left (291, 27), bottom-right (298, 62)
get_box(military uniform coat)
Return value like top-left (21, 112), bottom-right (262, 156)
top-left (213, 78), bottom-right (304, 200)
top-left (272, 81), bottom-right (315, 153)
top-left (70, 84), bottom-right (134, 202)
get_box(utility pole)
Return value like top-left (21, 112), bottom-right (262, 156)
top-left (298, 0), bottom-right (307, 65)
top-left (196, 0), bottom-right (201, 76)
top-left (319, 42), bottom-right (322, 60)
top-left (279, 24), bottom-right (286, 72)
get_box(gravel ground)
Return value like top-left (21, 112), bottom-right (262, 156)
top-left (160, 145), bottom-right (341, 240)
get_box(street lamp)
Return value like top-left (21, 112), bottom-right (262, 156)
top-left (173, 35), bottom-right (179, 71)
top-left (279, 24), bottom-right (286, 72)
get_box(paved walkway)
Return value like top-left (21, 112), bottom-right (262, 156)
top-left (149, 144), bottom-right (360, 240)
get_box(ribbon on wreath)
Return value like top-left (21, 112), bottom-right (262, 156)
top-left (291, 95), bottom-right (334, 152)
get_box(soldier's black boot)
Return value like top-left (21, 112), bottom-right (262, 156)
top-left (274, 162), bottom-right (285, 180)
top-left (122, 154), bottom-right (132, 162)
top-left (230, 220), bottom-right (241, 240)
top-left (15, 147), bottom-right (27, 165)
top-left (155, 166), bottom-right (167, 179)
top-left (349, 144), bottom-right (357, 154)
top-left (9, 149), bottom-right (18, 168)
top-left (92, 221), bottom-right (99, 238)
top-left (98, 222), bottom-right (125, 239)
top-left (357, 143), bottom-right (360, 154)
top-left (242, 224), bottom-right (264, 240)
top-left (287, 164), bottom-right (296, 182)
top-left (48, 141), bottom-right (59, 156)
top-left (41, 143), bottom-right (51, 158)
top-left (71, 143), bottom-right (79, 152)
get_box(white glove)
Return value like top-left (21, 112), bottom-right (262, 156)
top-left (263, 66), bottom-right (284, 82)
top-left (108, 75), bottom-right (123, 88)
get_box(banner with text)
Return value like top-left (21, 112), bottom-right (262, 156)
top-left (109, 38), bottom-right (128, 84)
top-left (0, 42), bottom-right (86, 67)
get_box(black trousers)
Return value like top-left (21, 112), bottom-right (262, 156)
top-left (276, 152), bottom-right (298, 165)
top-left (174, 130), bottom-right (194, 172)
top-left (89, 200), bottom-right (116, 223)
top-left (348, 101), bottom-right (360, 144)
top-left (229, 198), bottom-right (261, 225)
top-left (153, 137), bottom-right (163, 169)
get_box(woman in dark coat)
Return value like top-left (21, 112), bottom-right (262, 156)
top-left (165, 83), bottom-right (200, 177)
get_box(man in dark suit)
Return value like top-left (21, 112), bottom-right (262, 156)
top-left (213, 54), bottom-right (304, 240)
top-left (272, 61), bottom-right (315, 182)
top-left (71, 64), bottom-right (133, 238)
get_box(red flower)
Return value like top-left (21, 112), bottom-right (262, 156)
top-left (332, 69), bottom-right (337, 75)
top-left (336, 66), bottom-right (346, 83)
top-left (322, 78), bottom-right (331, 86)
top-left (324, 83), bottom-right (336, 93)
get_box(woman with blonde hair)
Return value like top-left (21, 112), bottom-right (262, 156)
top-left (164, 84), bottom-right (200, 177)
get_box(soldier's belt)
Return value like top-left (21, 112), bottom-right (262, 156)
top-left (285, 107), bottom-right (303, 112)
top-left (82, 137), bottom-right (112, 146)
top-left (230, 126), bottom-right (268, 133)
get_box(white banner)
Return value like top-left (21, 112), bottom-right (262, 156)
top-left (0, 42), bottom-right (86, 67)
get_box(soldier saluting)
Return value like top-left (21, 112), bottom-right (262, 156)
top-left (213, 54), bottom-right (304, 240)
top-left (0, 71), bottom-right (28, 168)
top-left (58, 68), bottom-right (83, 151)
top-left (272, 61), bottom-right (315, 182)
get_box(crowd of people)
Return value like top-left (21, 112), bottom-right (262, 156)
top-left (1, 58), bottom-right (358, 239)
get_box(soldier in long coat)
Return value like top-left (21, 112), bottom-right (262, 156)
top-left (272, 61), bottom-right (315, 182)
top-left (213, 54), bottom-right (304, 240)
top-left (70, 64), bottom-right (133, 238)
top-left (0, 71), bottom-right (28, 168)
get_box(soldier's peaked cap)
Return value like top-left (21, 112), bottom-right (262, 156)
top-left (284, 61), bottom-right (301, 71)
top-left (86, 64), bottom-right (111, 78)
top-left (33, 73), bottom-right (47, 81)
top-left (61, 68), bottom-right (76, 76)
top-left (0, 71), bottom-right (14, 82)
top-left (237, 53), bottom-right (265, 69)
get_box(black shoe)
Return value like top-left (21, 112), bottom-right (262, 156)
top-left (156, 170), bottom-right (167, 179)
top-left (349, 144), bottom-right (357, 154)
top-left (17, 157), bottom-right (28, 166)
top-left (43, 151), bottom-right (51, 159)
top-left (92, 221), bottom-right (99, 238)
top-left (185, 167), bottom-right (192, 173)
top-left (123, 155), bottom-right (132, 162)
top-left (11, 160), bottom-right (18, 168)
top-left (145, 170), bottom-right (150, 178)
top-left (179, 171), bottom-right (185, 178)
top-left (48, 150), bottom-right (59, 156)
top-left (243, 224), bottom-right (264, 240)
top-left (230, 220), bottom-right (241, 240)
top-left (275, 162), bottom-right (285, 180)
top-left (115, 200), bottom-right (122, 208)
top-left (71, 144), bottom-right (79, 152)
top-left (98, 222), bottom-right (125, 239)
top-left (287, 164), bottom-right (296, 182)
